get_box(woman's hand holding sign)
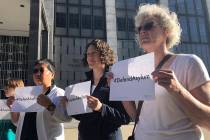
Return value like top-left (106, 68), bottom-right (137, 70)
top-left (87, 95), bottom-right (102, 112)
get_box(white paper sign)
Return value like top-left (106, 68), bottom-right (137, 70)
top-left (110, 53), bottom-right (155, 101)
top-left (65, 81), bottom-right (92, 115)
top-left (12, 86), bottom-right (45, 112)
top-left (0, 100), bottom-right (11, 119)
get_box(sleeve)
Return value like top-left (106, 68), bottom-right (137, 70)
top-left (100, 101), bottom-right (131, 126)
top-left (52, 101), bottom-right (72, 122)
top-left (51, 88), bottom-right (72, 122)
top-left (186, 55), bottom-right (210, 91)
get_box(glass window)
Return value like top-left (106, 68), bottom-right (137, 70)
top-left (128, 18), bottom-right (135, 32)
top-left (69, 14), bottom-right (79, 28)
top-left (179, 16), bottom-right (189, 42)
top-left (117, 17), bottom-right (126, 31)
top-left (68, 0), bottom-right (79, 4)
top-left (93, 0), bottom-right (103, 6)
top-left (55, 0), bottom-right (66, 3)
top-left (169, 0), bottom-right (177, 12)
top-left (81, 0), bottom-right (91, 5)
top-left (94, 16), bottom-right (104, 30)
top-left (189, 17), bottom-right (199, 42)
top-left (82, 15), bottom-right (92, 29)
top-left (177, 0), bottom-right (186, 14)
top-left (126, 0), bottom-right (136, 10)
top-left (198, 18), bottom-right (207, 43)
top-left (185, 0), bottom-right (195, 14)
top-left (116, 0), bottom-right (125, 9)
top-left (56, 13), bottom-right (66, 27)
top-left (194, 0), bottom-right (203, 15)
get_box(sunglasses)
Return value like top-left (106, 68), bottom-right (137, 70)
top-left (33, 68), bottom-right (44, 74)
top-left (137, 21), bottom-right (158, 33)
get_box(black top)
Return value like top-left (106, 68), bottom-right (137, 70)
top-left (20, 87), bottom-right (51, 140)
top-left (73, 68), bottom-right (130, 140)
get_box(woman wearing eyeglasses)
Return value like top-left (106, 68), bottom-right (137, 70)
top-left (8, 59), bottom-right (65, 140)
top-left (122, 4), bottom-right (210, 140)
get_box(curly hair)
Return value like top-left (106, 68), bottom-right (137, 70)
top-left (135, 4), bottom-right (182, 48)
top-left (82, 39), bottom-right (116, 66)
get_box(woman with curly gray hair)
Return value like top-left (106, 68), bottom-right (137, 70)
top-left (122, 4), bottom-right (210, 140)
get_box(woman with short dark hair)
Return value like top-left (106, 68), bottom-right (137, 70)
top-left (8, 59), bottom-right (65, 140)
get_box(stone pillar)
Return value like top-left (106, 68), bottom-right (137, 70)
top-left (28, 0), bottom-right (42, 85)
top-left (206, 0), bottom-right (210, 27)
top-left (41, 29), bottom-right (48, 58)
top-left (43, 0), bottom-right (54, 60)
top-left (105, 0), bottom-right (118, 61)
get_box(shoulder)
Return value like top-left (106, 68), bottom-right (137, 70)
top-left (51, 86), bottom-right (65, 96)
top-left (175, 54), bottom-right (204, 66)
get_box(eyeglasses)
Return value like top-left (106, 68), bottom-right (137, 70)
top-left (137, 21), bottom-right (158, 33)
top-left (33, 68), bottom-right (44, 74)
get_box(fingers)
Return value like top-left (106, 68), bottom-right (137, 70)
top-left (106, 72), bottom-right (114, 86)
top-left (6, 96), bottom-right (15, 108)
top-left (37, 94), bottom-right (52, 108)
top-left (152, 69), bottom-right (174, 82)
top-left (86, 96), bottom-right (102, 111)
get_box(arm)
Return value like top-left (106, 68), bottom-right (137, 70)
top-left (11, 112), bottom-right (20, 125)
top-left (176, 82), bottom-right (210, 130)
top-left (87, 95), bottom-right (130, 126)
top-left (122, 101), bottom-right (137, 121)
top-left (152, 69), bottom-right (210, 131)
top-left (37, 94), bottom-right (72, 122)
top-left (7, 96), bottom-right (20, 125)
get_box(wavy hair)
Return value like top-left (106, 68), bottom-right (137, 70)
top-left (135, 4), bottom-right (182, 48)
top-left (82, 39), bottom-right (116, 66)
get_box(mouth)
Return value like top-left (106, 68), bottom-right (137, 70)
top-left (141, 37), bottom-right (151, 44)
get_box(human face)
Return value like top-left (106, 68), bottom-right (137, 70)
top-left (138, 17), bottom-right (168, 53)
top-left (86, 45), bottom-right (103, 69)
top-left (4, 87), bottom-right (15, 97)
top-left (33, 64), bottom-right (54, 86)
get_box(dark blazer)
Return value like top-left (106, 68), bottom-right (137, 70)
top-left (73, 69), bottom-right (130, 140)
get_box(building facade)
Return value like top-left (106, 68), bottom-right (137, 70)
top-left (54, 0), bottom-right (210, 88)
top-left (0, 0), bottom-right (54, 97)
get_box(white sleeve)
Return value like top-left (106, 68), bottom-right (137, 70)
top-left (186, 55), bottom-right (210, 91)
top-left (53, 98), bottom-right (72, 122)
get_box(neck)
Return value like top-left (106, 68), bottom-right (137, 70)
top-left (42, 84), bottom-right (51, 93)
top-left (154, 45), bottom-right (170, 68)
top-left (92, 65), bottom-right (105, 85)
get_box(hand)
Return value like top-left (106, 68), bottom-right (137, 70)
top-left (60, 96), bottom-right (68, 108)
top-left (87, 95), bottom-right (102, 112)
top-left (37, 94), bottom-right (53, 108)
top-left (106, 72), bottom-right (114, 87)
top-left (6, 96), bottom-right (15, 108)
top-left (152, 69), bottom-right (183, 94)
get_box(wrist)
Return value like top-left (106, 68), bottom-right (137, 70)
top-left (46, 103), bottom-right (56, 112)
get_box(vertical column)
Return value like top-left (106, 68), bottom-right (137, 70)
top-left (105, 0), bottom-right (118, 60)
top-left (159, 0), bottom-right (168, 6)
top-left (43, 0), bottom-right (54, 60)
top-left (206, 0), bottom-right (210, 28)
top-left (28, 0), bottom-right (42, 85)
top-left (41, 29), bottom-right (48, 58)
top-left (205, 0), bottom-right (210, 73)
